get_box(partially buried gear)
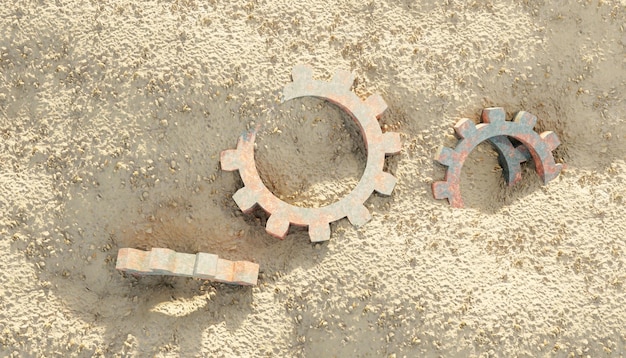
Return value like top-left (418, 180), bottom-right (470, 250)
top-left (115, 248), bottom-right (259, 286)
top-left (221, 64), bottom-right (401, 242)
top-left (432, 107), bottom-right (562, 208)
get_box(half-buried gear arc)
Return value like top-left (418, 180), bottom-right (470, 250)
top-left (432, 107), bottom-right (562, 208)
top-left (221, 64), bottom-right (402, 242)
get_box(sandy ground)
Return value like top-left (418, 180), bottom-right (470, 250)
top-left (1, 0), bottom-right (625, 356)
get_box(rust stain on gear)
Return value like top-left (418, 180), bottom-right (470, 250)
top-left (221, 64), bottom-right (402, 242)
top-left (432, 107), bottom-right (562, 208)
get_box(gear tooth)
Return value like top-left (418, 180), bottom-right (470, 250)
top-left (431, 181), bottom-right (451, 200)
top-left (347, 204), bottom-right (372, 227)
top-left (241, 131), bottom-right (256, 144)
top-left (432, 181), bottom-right (463, 207)
top-left (283, 65), bottom-right (313, 102)
top-left (454, 118), bottom-right (477, 139)
top-left (514, 111), bottom-right (538, 128)
top-left (540, 131), bottom-right (561, 151)
top-left (309, 222), bottom-right (331, 243)
top-left (332, 69), bottom-right (355, 89)
top-left (232, 261), bottom-right (260, 286)
top-left (374, 171), bottom-right (397, 195)
top-left (265, 213), bottom-right (290, 239)
top-left (232, 187), bottom-right (258, 213)
top-left (382, 132), bottom-right (402, 154)
top-left (481, 107), bottom-right (506, 123)
top-left (220, 149), bottom-right (242, 171)
top-left (435, 146), bottom-right (455, 167)
top-left (116, 248), bottom-right (151, 274)
top-left (364, 94), bottom-right (388, 119)
top-left (542, 163), bottom-right (563, 184)
top-left (281, 84), bottom-right (296, 103)
top-left (291, 64), bottom-right (313, 83)
top-left (448, 196), bottom-right (464, 208)
top-left (148, 248), bottom-right (177, 274)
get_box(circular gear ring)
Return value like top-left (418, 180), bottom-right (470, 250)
top-left (432, 107), bottom-right (562, 208)
top-left (220, 65), bottom-right (402, 242)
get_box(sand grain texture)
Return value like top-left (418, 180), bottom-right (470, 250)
top-left (1, 0), bottom-right (625, 356)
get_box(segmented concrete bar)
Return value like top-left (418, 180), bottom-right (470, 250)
top-left (115, 248), bottom-right (259, 286)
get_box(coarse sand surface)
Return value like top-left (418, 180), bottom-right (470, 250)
top-left (1, 0), bottom-right (625, 356)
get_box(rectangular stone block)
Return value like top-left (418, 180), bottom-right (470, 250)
top-left (116, 248), bottom-right (150, 274)
top-left (213, 259), bottom-right (235, 283)
top-left (193, 253), bottom-right (219, 279)
top-left (232, 261), bottom-right (260, 286)
top-left (148, 248), bottom-right (177, 274)
top-left (172, 253), bottom-right (196, 277)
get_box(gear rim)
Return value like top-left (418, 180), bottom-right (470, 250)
top-left (221, 64), bottom-right (401, 242)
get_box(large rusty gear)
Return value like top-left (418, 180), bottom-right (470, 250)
top-left (432, 107), bottom-right (562, 208)
top-left (221, 64), bottom-right (401, 242)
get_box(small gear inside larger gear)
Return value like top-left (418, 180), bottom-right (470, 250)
top-left (221, 64), bottom-right (402, 242)
top-left (432, 107), bottom-right (562, 208)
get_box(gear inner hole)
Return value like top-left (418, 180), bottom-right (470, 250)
top-left (459, 141), bottom-right (505, 209)
top-left (255, 97), bottom-right (366, 208)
